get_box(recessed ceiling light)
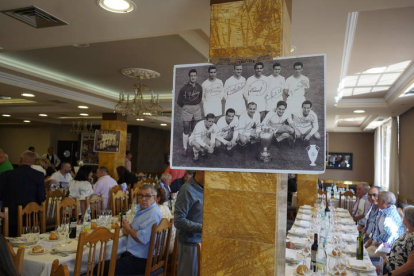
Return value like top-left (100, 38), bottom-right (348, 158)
top-left (80, 113), bottom-right (89, 116)
top-left (2, 114), bottom-right (11, 117)
top-left (290, 46), bottom-right (297, 53)
top-left (353, 110), bottom-right (365, 114)
top-left (23, 120), bottom-right (31, 123)
top-left (39, 114), bottom-right (48, 117)
top-left (21, 93), bottom-right (35, 97)
top-left (78, 105), bottom-right (89, 109)
top-left (160, 123), bottom-right (167, 126)
top-left (73, 44), bottom-right (90, 48)
top-left (97, 0), bottom-right (136, 13)
top-left (136, 118), bottom-right (144, 121)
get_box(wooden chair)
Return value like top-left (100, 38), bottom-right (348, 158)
top-left (56, 197), bottom-right (78, 226)
top-left (46, 189), bottom-right (66, 231)
top-left (169, 235), bottom-right (178, 276)
top-left (74, 226), bottom-right (120, 276)
top-left (17, 201), bottom-right (46, 237)
top-left (141, 218), bottom-right (173, 276)
top-left (317, 189), bottom-right (328, 206)
top-left (339, 191), bottom-right (356, 213)
top-left (143, 178), bottom-right (157, 186)
top-left (50, 259), bottom-right (69, 276)
top-left (1, 207), bottom-right (9, 237)
top-left (111, 190), bottom-right (128, 216)
top-left (7, 241), bottom-right (25, 273)
top-left (87, 194), bottom-right (104, 220)
top-left (130, 185), bottom-right (141, 207)
top-left (197, 243), bottom-right (201, 276)
top-left (107, 185), bottom-right (121, 210)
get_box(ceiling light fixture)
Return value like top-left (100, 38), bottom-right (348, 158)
top-left (97, 0), bottom-right (136, 13)
top-left (290, 46), bottom-right (297, 53)
top-left (23, 120), bottom-right (30, 123)
top-left (2, 114), bottom-right (11, 117)
top-left (353, 110), bottom-right (365, 114)
top-left (160, 123), bottom-right (167, 126)
top-left (80, 113), bottom-right (89, 116)
top-left (136, 118), bottom-right (144, 121)
top-left (39, 114), bottom-right (48, 117)
top-left (21, 93), bottom-right (35, 97)
top-left (78, 105), bottom-right (89, 109)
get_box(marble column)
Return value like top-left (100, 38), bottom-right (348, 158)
top-left (98, 113), bottom-right (127, 179)
top-left (202, 1), bottom-right (291, 275)
top-left (296, 174), bottom-right (318, 208)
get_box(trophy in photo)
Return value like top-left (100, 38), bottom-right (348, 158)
top-left (306, 144), bottom-right (320, 166)
top-left (259, 127), bottom-right (273, 163)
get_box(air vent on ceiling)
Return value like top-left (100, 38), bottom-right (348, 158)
top-left (1, 6), bottom-right (68, 28)
top-left (49, 100), bottom-right (68, 104)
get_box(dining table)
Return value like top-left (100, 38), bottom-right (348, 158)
top-left (285, 204), bottom-right (377, 275)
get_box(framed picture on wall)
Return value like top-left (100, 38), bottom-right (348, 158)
top-left (80, 133), bottom-right (99, 165)
top-left (93, 130), bottom-right (121, 153)
top-left (326, 152), bottom-right (353, 170)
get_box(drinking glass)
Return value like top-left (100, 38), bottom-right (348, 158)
top-left (22, 226), bottom-right (31, 240)
top-left (61, 217), bottom-right (69, 241)
top-left (31, 226), bottom-right (40, 241)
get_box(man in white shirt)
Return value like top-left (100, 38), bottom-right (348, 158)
top-left (215, 108), bottom-right (239, 157)
top-left (262, 101), bottom-right (294, 146)
top-left (41, 147), bottom-right (61, 169)
top-left (47, 162), bottom-right (72, 189)
top-left (238, 102), bottom-right (261, 146)
top-left (287, 100), bottom-right (320, 146)
top-left (223, 65), bottom-right (246, 116)
top-left (265, 62), bottom-right (285, 115)
top-left (189, 114), bottom-right (218, 163)
top-left (202, 66), bottom-right (224, 120)
top-left (93, 166), bottom-right (118, 210)
top-left (283, 61), bottom-right (310, 115)
top-left (243, 62), bottom-right (268, 121)
top-left (352, 183), bottom-right (372, 222)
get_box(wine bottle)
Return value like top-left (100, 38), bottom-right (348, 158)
top-left (325, 203), bottom-right (330, 218)
top-left (356, 231), bottom-right (364, 260)
top-left (120, 207), bottom-right (127, 228)
top-left (69, 209), bottom-right (77, 239)
top-left (311, 233), bottom-right (318, 270)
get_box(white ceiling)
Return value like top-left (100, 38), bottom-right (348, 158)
top-left (0, 0), bottom-right (413, 132)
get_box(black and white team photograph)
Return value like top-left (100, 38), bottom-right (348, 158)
top-left (170, 55), bottom-right (326, 174)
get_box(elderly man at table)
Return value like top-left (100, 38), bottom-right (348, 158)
top-left (357, 186), bottom-right (383, 243)
top-left (46, 162), bottom-right (73, 189)
top-left (100, 184), bottom-right (162, 275)
top-left (0, 151), bottom-right (46, 237)
top-left (174, 170), bottom-right (204, 276)
top-left (155, 173), bottom-right (172, 200)
top-left (366, 191), bottom-right (405, 259)
top-left (0, 151), bottom-right (13, 174)
top-left (93, 166), bottom-right (118, 210)
top-left (351, 183), bottom-right (371, 222)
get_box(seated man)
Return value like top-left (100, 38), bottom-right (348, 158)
top-left (351, 183), bottom-right (372, 222)
top-left (366, 191), bottom-right (405, 259)
top-left (155, 173), bottom-right (172, 201)
top-left (357, 186), bottom-right (382, 243)
top-left (101, 184), bottom-right (162, 275)
top-left (287, 100), bottom-right (320, 146)
top-left (46, 162), bottom-right (73, 189)
top-left (189, 113), bottom-right (218, 163)
top-left (262, 100), bottom-right (294, 146)
top-left (215, 108), bottom-right (239, 156)
top-left (170, 170), bottom-right (193, 194)
top-left (238, 102), bottom-right (261, 147)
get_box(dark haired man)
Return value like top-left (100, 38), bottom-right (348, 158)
top-left (287, 100), bottom-right (320, 146)
top-left (177, 69), bottom-right (203, 156)
top-left (262, 101), bottom-right (294, 146)
top-left (265, 62), bottom-right (285, 115)
top-left (188, 113), bottom-right (217, 163)
top-left (283, 61), bottom-right (310, 115)
top-left (223, 65), bottom-right (246, 116)
top-left (215, 108), bottom-right (239, 156)
top-left (244, 62), bottom-right (268, 121)
top-left (238, 102), bottom-right (261, 147)
top-left (202, 66), bottom-right (224, 120)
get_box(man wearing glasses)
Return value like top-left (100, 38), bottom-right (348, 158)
top-left (357, 186), bottom-right (382, 243)
top-left (351, 183), bottom-right (372, 222)
top-left (102, 184), bottom-right (161, 275)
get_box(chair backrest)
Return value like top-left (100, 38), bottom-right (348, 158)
top-left (74, 226), bottom-right (120, 276)
top-left (56, 197), bottom-right (78, 226)
top-left (130, 185), bottom-right (140, 207)
top-left (197, 243), bottom-right (201, 276)
top-left (143, 178), bottom-right (157, 186)
top-left (144, 218), bottom-right (173, 276)
top-left (87, 194), bottom-right (104, 220)
top-left (7, 241), bottom-right (24, 273)
top-left (339, 191), bottom-right (356, 213)
top-left (46, 190), bottom-right (66, 230)
top-left (111, 190), bottom-right (128, 216)
top-left (317, 189), bottom-right (328, 206)
top-left (107, 185), bottom-right (121, 210)
top-left (50, 259), bottom-right (69, 276)
top-left (1, 207), bottom-right (9, 237)
top-left (17, 201), bottom-right (46, 237)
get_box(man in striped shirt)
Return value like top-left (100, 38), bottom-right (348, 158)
top-left (357, 186), bottom-right (382, 243)
top-left (351, 183), bottom-right (372, 222)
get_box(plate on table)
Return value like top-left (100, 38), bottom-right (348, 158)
top-left (328, 270), bottom-right (351, 276)
top-left (346, 259), bottom-right (376, 272)
top-left (7, 238), bottom-right (36, 247)
top-left (28, 249), bottom-right (51, 255)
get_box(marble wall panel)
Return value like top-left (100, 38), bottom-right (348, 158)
top-left (297, 174), bottom-right (318, 208)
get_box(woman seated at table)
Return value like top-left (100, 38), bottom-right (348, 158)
top-left (42, 157), bottom-right (56, 177)
top-left (378, 205), bottom-right (414, 276)
top-left (69, 165), bottom-right (94, 216)
top-left (155, 188), bottom-right (172, 219)
top-left (116, 166), bottom-right (138, 186)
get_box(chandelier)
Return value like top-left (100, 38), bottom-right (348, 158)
top-left (70, 121), bottom-right (94, 134)
top-left (115, 68), bottom-right (162, 119)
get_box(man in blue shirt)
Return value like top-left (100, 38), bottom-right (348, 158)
top-left (174, 170), bottom-right (204, 276)
top-left (170, 170), bottom-right (193, 193)
top-left (156, 173), bottom-right (172, 200)
top-left (101, 183), bottom-right (162, 275)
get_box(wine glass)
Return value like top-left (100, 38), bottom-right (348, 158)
top-left (31, 226), bottom-right (40, 241)
top-left (22, 226), bottom-right (31, 240)
top-left (61, 217), bottom-right (69, 241)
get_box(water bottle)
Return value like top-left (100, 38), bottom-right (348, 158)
top-left (316, 237), bottom-right (327, 273)
top-left (83, 208), bottom-right (91, 232)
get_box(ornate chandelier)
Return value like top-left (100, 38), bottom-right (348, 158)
top-left (115, 68), bottom-right (162, 119)
top-left (70, 121), bottom-right (94, 134)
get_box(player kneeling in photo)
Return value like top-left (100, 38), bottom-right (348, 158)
top-left (189, 113), bottom-right (218, 163)
top-left (215, 108), bottom-right (239, 157)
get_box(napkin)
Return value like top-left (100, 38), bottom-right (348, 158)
top-left (297, 214), bottom-right (311, 220)
top-left (342, 234), bottom-right (357, 242)
top-left (345, 244), bottom-right (357, 253)
top-left (286, 248), bottom-right (297, 259)
top-left (302, 205), bottom-right (312, 209)
top-left (348, 259), bottom-right (367, 269)
top-left (298, 220), bottom-right (310, 227)
top-left (289, 228), bottom-right (307, 235)
top-left (340, 218), bottom-right (354, 225)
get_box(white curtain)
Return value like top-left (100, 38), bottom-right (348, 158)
top-left (374, 127), bottom-right (382, 187)
top-left (388, 117), bottom-right (399, 194)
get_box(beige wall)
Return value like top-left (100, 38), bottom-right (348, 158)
top-left (320, 132), bottom-right (374, 183)
top-left (0, 125), bottom-right (77, 164)
top-left (399, 107), bottom-right (414, 201)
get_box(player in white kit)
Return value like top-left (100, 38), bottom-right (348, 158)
top-left (243, 62), bottom-right (268, 121)
top-left (265, 62), bottom-right (285, 116)
top-left (238, 102), bottom-right (262, 147)
top-left (262, 101), bottom-right (294, 146)
top-left (223, 65), bottom-right (246, 116)
top-left (189, 113), bottom-right (218, 163)
top-left (215, 108), bottom-right (239, 156)
top-left (202, 66), bottom-right (224, 121)
top-left (287, 100), bottom-right (320, 147)
top-left (284, 62), bottom-right (310, 115)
